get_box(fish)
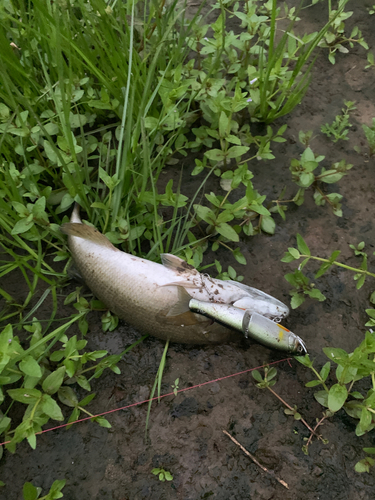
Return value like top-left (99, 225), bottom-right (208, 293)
top-left (189, 298), bottom-right (307, 354)
top-left (61, 204), bottom-right (290, 345)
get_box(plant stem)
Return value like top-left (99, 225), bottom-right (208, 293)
top-left (300, 254), bottom-right (375, 279)
top-left (305, 413), bottom-right (328, 449)
top-left (310, 366), bottom-right (329, 392)
top-left (267, 386), bottom-right (323, 440)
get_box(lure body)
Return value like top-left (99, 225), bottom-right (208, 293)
top-left (189, 299), bottom-right (307, 354)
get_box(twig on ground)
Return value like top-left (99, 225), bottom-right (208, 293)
top-left (267, 386), bottom-right (324, 443)
top-left (222, 430), bottom-right (289, 490)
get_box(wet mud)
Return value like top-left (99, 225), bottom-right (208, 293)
top-left (1, 2), bottom-right (375, 499)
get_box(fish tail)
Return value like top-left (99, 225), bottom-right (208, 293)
top-left (60, 220), bottom-right (117, 250)
top-left (70, 203), bottom-right (82, 223)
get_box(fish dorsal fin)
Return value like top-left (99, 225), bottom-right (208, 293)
top-left (166, 286), bottom-right (192, 317)
top-left (161, 253), bottom-right (198, 274)
top-left (60, 223), bottom-right (117, 250)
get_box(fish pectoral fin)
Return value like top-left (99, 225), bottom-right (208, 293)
top-left (166, 286), bottom-right (192, 317)
top-left (161, 253), bottom-right (198, 274)
top-left (60, 223), bottom-right (117, 250)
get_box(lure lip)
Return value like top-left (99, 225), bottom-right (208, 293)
top-left (291, 334), bottom-right (308, 356)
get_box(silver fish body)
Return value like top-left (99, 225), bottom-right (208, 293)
top-left (61, 205), bottom-right (290, 345)
top-left (189, 299), bottom-right (307, 354)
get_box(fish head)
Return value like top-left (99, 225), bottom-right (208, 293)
top-left (231, 286), bottom-right (290, 322)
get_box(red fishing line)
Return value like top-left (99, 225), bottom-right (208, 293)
top-left (0, 357), bottom-right (292, 447)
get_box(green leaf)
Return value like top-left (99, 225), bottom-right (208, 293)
top-left (93, 416), bottom-right (112, 428)
top-left (260, 216), bottom-right (275, 235)
top-left (42, 367), bottom-right (66, 395)
top-left (216, 223), bottom-right (239, 242)
top-left (295, 354), bottom-right (312, 367)
top-left (252, 370), bottom-right (263, 383)
top-left (296, 234), bottom-right (311, 256)
top-left (47, 479), bottom-right (66, 499)
top-left (58, 386), bottom-right (78, 407)
top-left (356, 274), bottom-right (366, 290)
top-left (0, 415), bottom-right (11, 434)
top-left (314, 390), bottom-right (329, 407)
top-left (41, 395), bottom-right (64, 421)
top-left (306, 288), bottom-right (326, 301)
top-left (267, 367), bottom-right (277, 381)
top-left (328, 384), bottom-right (348, 412)
top-left (27, 433), bottom-right (37, 450)
top-left (11, 216), bottom-right (34, 235)
top-left (323, 347), bottom-right (348, 363)
top-left (288, 248), bottom-right (300, 259)
top-left (355, 460), bottom-right (370, 473)
top-left (7, 388), bottom-right (41, 404)
top-left (291, 293), bottom-right (305, 309)
top-left (43, 141), bottom-right (58, 163)
top-left (226, 146), bottom-right (249, 159)
top-left (44, 122), bottom-right (60, 135)
top-left (359, 408), bottom-right (372, 433)
top-left (320, 362), bottom-right (331, 382)
top-left (315, 262), bottom-right (332, 279)
top-left (351, 392), bottom-right (364, 400)
top-left (23, 482), bottom-right (38, 500)
top-left (281, 251), bottom-right (296, 263)
top-left (219, 111), bottom-right (229, 138)
top-left (194, 205), bottom-right (215, 224)
top-left (305, 380), bottom-right (321, 387)
top-left (233, 248), bottom-right (247, 265)
top-left (204, 149), bottom-right (225, 162)
top-left (79, 393), bottom-right (96, 407)
top-left (19, 356), bottom-right (42, 378)
top-left (76, 375), bottom-right (91, 391)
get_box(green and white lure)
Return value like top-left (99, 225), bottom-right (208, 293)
top-left (189, 299), bottom-right (307, 355)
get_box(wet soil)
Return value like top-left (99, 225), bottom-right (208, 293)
top-left (1, 2), bottom-right (375, 499)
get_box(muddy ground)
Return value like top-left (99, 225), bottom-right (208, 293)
top-left (1, 1), bottom-right (375, 499)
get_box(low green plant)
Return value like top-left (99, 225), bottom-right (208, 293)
top-left (0, 319), bottom-right (146, 452)
top-left (280, 233), bottom-right (375, 470)
top-left (22, 480), bottom-right (65, 500)
top-left (283, 130), bottom-right (353, 217)
top-left (297, 342), bottom-right (375, 472)
top-left (282, 234), bottom-right (375, 308)
top-left (171, 378), bottom-right (179, 396)
top-left (355, 118), bottom-right (375, 157)
top-left (365, 52), bottom-right (375, 69)
top-left (321, 101), bottom-right (356, 142)
top-left (318, 0), bottom-right (368, 64)
top-left (151, 467), bottom-right (173, 482)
